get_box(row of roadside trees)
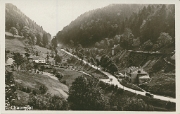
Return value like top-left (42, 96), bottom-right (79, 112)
top-left (68, 76), bottom-right (155, 110)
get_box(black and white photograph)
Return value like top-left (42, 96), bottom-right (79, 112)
top-left (1, 0), bottom-right (179, 112)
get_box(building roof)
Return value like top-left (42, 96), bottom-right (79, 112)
top-left (28, 55), bottom-right (34, 59)
top-left (126, 66), bottom-right (139, 73)
top-left (33, 56), bottom-right (45, 60)
top-left (139, 75), bottom-right (150, 79)
top-left (5, 58), bottom-right (14, 66)
top-left (126, 66), bottom-right (148, 75)
top-left (28, 55), bottom-right (45, 60)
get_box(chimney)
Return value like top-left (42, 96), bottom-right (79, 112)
top-left (112, 48), bottom-right (114, 56)
top-left (138, 70), bottom-right (141, 73)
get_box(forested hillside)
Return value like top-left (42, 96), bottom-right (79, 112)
top-left (56, 4), bottom-right (175, 51)
top-left (5, 3), bottom-right (51, 48)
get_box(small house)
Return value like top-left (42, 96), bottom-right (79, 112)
top-left (32, 56), bottom-right (46, 64)
top-left (5, 58), bottom-right (14, 66)
top-left (125, 66), bottom-right (150, 84)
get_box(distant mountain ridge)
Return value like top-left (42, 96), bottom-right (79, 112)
top-left (56, 4), bottom-right (174, 50)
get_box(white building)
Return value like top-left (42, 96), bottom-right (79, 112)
top-left (33, 57), bottom-right (46, 64)
top-left (125, 66), bottom-right (150, 84)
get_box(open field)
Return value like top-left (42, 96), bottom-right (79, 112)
top-left (46, 68), bottom-right (86, 87)
top-left (5, 38), bottom-right (26, 53)
top-left (60, 70), bottom-right (87, 87)
top-left (62, 57), bottom-right (108, 79)
top-left (34, 45), bottom-right (51, 54)
top-left (13, 71), bottom-right (68, 99)
top-left (69, 64), bottom-right (108, 79)
top-left (44, 66), bottom-right (108, 88)
top-left (6, 34), bottom-right (51, 56)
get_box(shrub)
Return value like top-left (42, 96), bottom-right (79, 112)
top-left (55, 72), bottom-right (64, 81)
top-left (117, 88), bottom-right (124, 94)
top-left (32, 90), bottom-right (37, 95)
top-left (53, 68), bottom-right (57, 75)
top-left (21, 87), bottom-right (26, 92)
top-left (28, 94), bottom-right (69, 110)
top-left (26, 87), bottom-right (31, 93)
top-left (123, 97), bottom-right (154, 111)
top-left (114, 85), bottom-right (118, 91)
top-left (165, 101), bottom-right (176, 110)
top-left (99, 81), bottom-right (106, 89)
top-left (61, 80), bottom-right (66, 85)
top-left (68, 76), bottom-right (108, 110)
top-left (39, 85), bottom-right (47, 94)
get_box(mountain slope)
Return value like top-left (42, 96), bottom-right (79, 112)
top-left (56, 4), bottom-right (146, 47)
top-left (56, 4), bottom-right (174, 49)
top-left (6, 38), bottom-right (26, 53)
top-left (6, 3), bottom-right (51, 48)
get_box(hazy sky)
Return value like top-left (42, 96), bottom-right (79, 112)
top-left (7, 0), bottom-right (123, 36)
top-left (6, 0), bottom-right (174, 37)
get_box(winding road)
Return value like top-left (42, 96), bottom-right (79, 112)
top-left (60, 49), bottom-right (176, 103)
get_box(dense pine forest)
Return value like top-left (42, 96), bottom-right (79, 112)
top-left (56, 4), bottom-right (175, 53)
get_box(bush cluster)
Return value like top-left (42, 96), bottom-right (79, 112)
top-left (28, 94), bottom-right (69, 110)
top-left (16, 84), bottom-right (47, 95)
